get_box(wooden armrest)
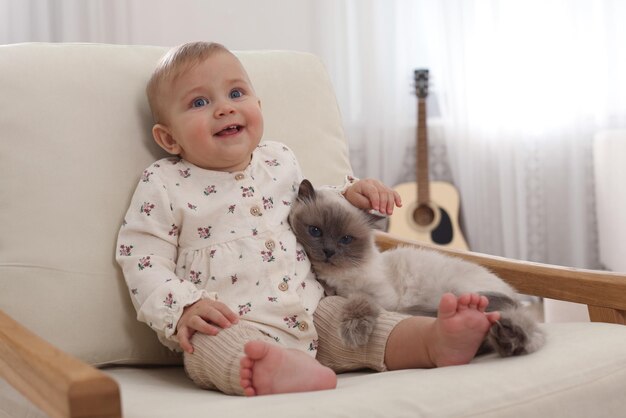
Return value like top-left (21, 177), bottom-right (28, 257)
top-left (0, 309), bottom-right (121, 418)
top-left (375, 231), bottom-right (626, 325)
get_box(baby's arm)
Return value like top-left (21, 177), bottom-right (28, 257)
top-left (116, 168), bottom-right (235, 349)
top-left (343, 178), bottom-right (402, 215)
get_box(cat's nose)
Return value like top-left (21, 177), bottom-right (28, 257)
top-left (323, 248), bottom-right (335, 259)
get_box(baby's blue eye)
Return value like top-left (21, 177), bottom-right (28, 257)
top-left (308, 226), bottom-right (322, 237)
top-left (230, 89), bottom-right (243, 99)
top-left (192, 98), bottom-right (209, 108)
top-left (338, 235), bottom-right (353, 245)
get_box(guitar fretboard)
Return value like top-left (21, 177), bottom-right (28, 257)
top-left (416, 97), bottom-right (430, 205)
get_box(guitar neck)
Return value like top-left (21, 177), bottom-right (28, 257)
top-left (416, 97), bottom-right (430, 204)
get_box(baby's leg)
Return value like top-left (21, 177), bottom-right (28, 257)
top-left (385, 293), bottom-right (498, 369)
top-left (184, 322), bottom-right (276, 395)
top-left (314, 296), bottom-right (409, 373)
top-left (239, 341), bottom-right (337, 396)
top-left (314, 294), bottom-right (497, 373)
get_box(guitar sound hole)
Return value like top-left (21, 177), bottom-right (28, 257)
top-left (413, 204), bottom-right (435, 226)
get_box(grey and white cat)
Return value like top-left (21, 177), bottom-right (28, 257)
top-left (289, 179), bottom-right (545, 357)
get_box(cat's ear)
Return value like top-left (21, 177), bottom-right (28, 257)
top-left (364, 210), bottom-right (388, 230)
top-left (297, 179), bottom-right (317, 202)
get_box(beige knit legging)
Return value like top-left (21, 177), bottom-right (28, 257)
top-left (183, 296), bottom-right (407, 395)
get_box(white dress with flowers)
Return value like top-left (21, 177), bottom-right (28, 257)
top-left (116, 141), bottom-right (350, 354)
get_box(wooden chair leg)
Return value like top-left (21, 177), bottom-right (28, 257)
top-left (588, 306), bottom-right (626, 325)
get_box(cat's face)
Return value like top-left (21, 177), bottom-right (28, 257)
top-left (289, 180), bottom-right (374, 273)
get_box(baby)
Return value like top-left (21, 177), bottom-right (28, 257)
top-left (116, 41), bottom-right (499, 397)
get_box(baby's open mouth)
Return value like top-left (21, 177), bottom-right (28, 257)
top-left (216, 125), bottom-right (243, 136)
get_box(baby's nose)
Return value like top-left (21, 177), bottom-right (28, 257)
top-left (214, 101), bottom-right (235, 117)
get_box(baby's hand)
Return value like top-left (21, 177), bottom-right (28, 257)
top-left (176, 298), bottom-right (239, 354)
top-left (343, 178), bottom-right (402, 215)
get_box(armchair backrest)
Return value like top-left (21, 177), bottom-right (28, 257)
top-left (0, 43), bottom-right (351, 365)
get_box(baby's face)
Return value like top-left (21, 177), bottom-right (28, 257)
top-left (157, 51), bottom-right (263, 172)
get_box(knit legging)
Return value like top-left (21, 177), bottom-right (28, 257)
top-left (183, 296), bottom-right (407, 395)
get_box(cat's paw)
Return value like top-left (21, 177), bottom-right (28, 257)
top-left (339, 295), bottom-right (380, 348)
top-left (487, 308), bottom-right (545, 357)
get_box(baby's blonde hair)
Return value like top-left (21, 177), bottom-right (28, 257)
top-left (146, 41), bottom-right (231, 123)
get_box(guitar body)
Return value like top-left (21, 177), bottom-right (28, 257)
top-left (389, 181), bottom-right (469, 251)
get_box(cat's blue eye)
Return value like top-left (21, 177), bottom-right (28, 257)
top-left (308, 226), bottom-right (322, 237)
top-left (192, 97), bottom-right (209, 108)
top-left (229, 89), bottom-right (244, 99)
top-left (338, 235), bottom-right (353, 245)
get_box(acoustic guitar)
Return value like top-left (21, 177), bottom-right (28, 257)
top-left (387, 69), bottom-right (469, 250)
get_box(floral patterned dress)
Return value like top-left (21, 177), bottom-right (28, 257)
top-left (117, 141), bottom-right (345, 354)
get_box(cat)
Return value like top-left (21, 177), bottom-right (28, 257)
top-left (289, 179), bottom-right (545, 357)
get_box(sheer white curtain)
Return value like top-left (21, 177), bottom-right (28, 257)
top-left (313, 0), bottom-right (626, 269)
top-left (0, 0), bottom-right (132, 43)
top-left (0, 0), bottom-right (316, 49)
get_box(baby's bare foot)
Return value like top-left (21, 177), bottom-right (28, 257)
top-left (239, 341), bottom-right (337, 396)
top-left (430, 293), bottom-right (496, 367)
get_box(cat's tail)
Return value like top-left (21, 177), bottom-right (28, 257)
top-left (480, 292), bottom-right (546, 357)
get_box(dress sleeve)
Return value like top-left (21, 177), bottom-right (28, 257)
top-left (115, 168), bottom-right (212, 346)
top-left (320, 174), bottom-right (359, 195)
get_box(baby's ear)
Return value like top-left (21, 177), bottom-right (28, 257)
top-left (152, 124), bottom-right (181, 155)
top-left (297, 179), bottom-right (317, 202)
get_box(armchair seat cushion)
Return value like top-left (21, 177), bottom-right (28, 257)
top-left (105, 322), bottom-right (626, 417)
top-left (4, 323), bottom-right (626, 418)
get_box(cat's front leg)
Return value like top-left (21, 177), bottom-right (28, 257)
top-left (319, 279), bottom-right (338, 296)
top-left (339, 293), bottom-right (381, 348)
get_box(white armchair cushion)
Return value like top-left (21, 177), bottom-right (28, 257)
top-left (0, 43), bottom-right (351, 366)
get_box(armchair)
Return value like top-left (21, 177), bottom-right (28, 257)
top-left (2, 43), bottom-right (626, 418)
